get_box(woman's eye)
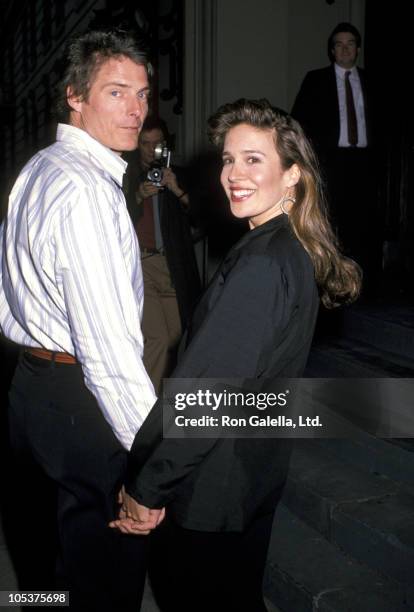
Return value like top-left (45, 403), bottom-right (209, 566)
top-left (222, 158), bottom-right (232, 165)
top-left (247, 156), bottom-right (260, 164)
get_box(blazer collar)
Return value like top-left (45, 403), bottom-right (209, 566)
top-left (233, 214), bottom-right (289, 251)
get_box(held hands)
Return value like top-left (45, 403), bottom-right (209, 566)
top-left (109, 486), bottom-right (165, 536)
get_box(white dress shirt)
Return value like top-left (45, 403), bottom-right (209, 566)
top-left (0, 123), bottom-right (157, 449)
top-left (335, 63), bottom-right (368, 148)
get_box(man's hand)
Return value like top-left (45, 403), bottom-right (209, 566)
top-left (136, 180), bottom-right (160, 201)
top-left (136, 170), bottom-right (188, 206)
top-left (109, 487), bottom-right (165, 535)
top-left (160, 167), bottom-right (181, 195)
top-left (161, 168), bottom-right (189, 207)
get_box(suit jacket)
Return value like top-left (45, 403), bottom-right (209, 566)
top-left (126, 214), bottom-right (319, 531)
top-left (291, 65), bottom-right (373, 159)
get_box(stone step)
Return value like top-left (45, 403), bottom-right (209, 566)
top-left (331, 491), bottom-right (414, 586)
top-left (283, 440), bottom-right (399, 537)
top-left (342, 303), bottom-right (414, 361)
top-left (264, 504), bottom-right (410, 612)
top-left (301, 377), bottom-right (414, 486)
top-left (305, 337), bottom-right (414, 377)
top-left (282, 440), bottom-right (414, 586)
top-left (318, 436), bottom-right (414, 489)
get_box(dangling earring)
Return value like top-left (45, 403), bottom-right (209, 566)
top-left (280, 196), bottom-right (296, 215)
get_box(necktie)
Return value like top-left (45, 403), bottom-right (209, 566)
top-left (136, 197), bottom-right (156, 249)
top-left (345, 70), bottom-right (358, 146)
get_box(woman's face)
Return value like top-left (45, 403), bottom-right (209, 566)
top-left (220, 123), bottom-right (299, 229)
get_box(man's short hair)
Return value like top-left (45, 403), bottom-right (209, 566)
top-left (55, 29), bottom-right (152, 122)
top-left (140, 116), bottom-right (169, 141)
top-left (327, 22), bottom-right (362, 61)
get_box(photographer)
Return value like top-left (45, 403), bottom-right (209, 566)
top-left (125, 116), bottom-right (201, 393)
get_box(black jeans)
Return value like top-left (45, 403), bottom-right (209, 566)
top-left (148, 512), bottom-right (276, 612)
top-left (7, 353), bottom-right (148, 611)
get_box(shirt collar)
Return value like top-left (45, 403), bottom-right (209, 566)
top-left (334, 63), bottom-right (357, 79)
top-left (56, 123), bottom-right (127, 187)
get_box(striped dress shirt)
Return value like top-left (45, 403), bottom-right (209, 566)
top-left (0, 123), bottom-right (157, 449)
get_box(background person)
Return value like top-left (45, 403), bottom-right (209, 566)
top-left (0, 30), bottom-right (160, 611)
top-left (125, 116), bottom-right (201, 394)
top-left (111, 99), bottom-right (361, 611)
top-left (292, 22), bottom-right (381, 296)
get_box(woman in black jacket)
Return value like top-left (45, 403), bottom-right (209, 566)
top-left (111, 99), bottom-right (361, 611)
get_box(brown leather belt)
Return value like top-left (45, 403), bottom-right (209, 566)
top-left (25, 347), bottom-right (78, 364)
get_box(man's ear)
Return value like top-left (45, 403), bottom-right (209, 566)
top-left (66, 85), bottom-right (83, 113)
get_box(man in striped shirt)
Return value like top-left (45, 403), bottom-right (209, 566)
top-left (0, 30), bottom-right (161, 611)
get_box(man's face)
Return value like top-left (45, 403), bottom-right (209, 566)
top-left (332, 31), bottom-right (359, 69)
top-left (68, 55), bottom-right (150, 154)
top-left (139, 128), bottom-right (164, 168)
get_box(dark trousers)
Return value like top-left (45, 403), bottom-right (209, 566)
top-left (148, 512), bottom-right (275, 612)
top-left (325, 147), bottom-right (383, 296)
top-left (7, 353), bottom-right (148, 611)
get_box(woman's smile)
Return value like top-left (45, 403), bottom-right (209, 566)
top-left (229, 187), bottom-right (256, 202)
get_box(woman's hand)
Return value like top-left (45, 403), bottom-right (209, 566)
top-left (109, 487), bottom-right (165, 535)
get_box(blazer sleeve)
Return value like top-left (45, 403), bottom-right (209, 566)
top-left (291, 72), bottom-right (316, 130)
top-left (291, 67), bottom-right (340, 154)
top-left (126, 252), bottom-right (293, 508)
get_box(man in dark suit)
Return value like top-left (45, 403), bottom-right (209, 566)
top-left (292, 22), bottom-right (381, 296)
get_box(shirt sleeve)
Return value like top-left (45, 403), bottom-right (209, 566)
top-left (126, 253), bottom-right (292, 507)
top-left (55, 184), bottom-right (157, 450)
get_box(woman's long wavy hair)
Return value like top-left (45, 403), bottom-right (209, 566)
top-left (207, 98), bottom-right (361, 308)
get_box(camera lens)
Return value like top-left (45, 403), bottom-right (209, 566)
top-left (147, 167), bottom-right (163, 183)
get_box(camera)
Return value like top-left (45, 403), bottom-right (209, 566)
top-left (147, 142), bottom-right (171, 187)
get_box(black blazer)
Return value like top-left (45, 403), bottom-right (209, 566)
top-left (127, 215), bottom-right (319, 531)
top-left (291, 65), bottom-right (373, 158)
